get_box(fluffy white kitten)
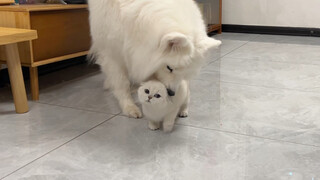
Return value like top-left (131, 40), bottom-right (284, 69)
top-left (138, 80), bottom-right (189, 132)
top-left (88, 0), bottom-right (221, 118)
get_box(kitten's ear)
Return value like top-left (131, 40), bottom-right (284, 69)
top-left (160, 32), bottom-right (193, 54)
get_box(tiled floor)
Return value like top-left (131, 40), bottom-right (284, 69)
top-left (1, 33), bottom-right (320, 180)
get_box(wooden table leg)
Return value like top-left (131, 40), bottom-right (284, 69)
top-left (5, 43), bottom-right (29, 113)
top-left (29, 66), bottom-right (39, 101)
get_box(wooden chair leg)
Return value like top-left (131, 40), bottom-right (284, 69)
top-left (5, 43), bottom-right (29, 113)
top-left (29, 66), bottom-right (39, 101)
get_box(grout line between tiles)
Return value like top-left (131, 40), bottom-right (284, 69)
top-left (218, 34), bottom-right (320, 66)
top-left (115, 113), bottom-right (320, 148)
top-left (218, 80), bottom-right (320, 94)
top-left (207, 38), bottom-right (254, 65)
top-left (218, 56), bottom-right (320, 67)
top-left (199, 67), bottom-right (320, 94)
top-left (175, 123), bottom-right (320, 148)
top-left (1, 114), bottom-right (120, 180)
top-left (34, 101), bottom-right (120, 115)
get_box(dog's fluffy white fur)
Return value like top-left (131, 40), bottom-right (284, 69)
top-left (88, 0), bottom-right (221, 118)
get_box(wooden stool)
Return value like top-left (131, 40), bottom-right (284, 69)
top-left (0, 27), bottom-right (37, 113)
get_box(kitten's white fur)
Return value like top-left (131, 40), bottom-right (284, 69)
top-left (138, 80), bottom-right (189, 132)
top-left (88, 0), bottom-right (221, 118)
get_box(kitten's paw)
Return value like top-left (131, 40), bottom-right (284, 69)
top-left (123, 104), bottom-right (142, 119)
top-left (178, 110), bottom-right (188, 118)
top-left (148, 121), bottom-right (160, 131)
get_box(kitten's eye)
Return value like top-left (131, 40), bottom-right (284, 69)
top-left (144, 89), bottom-right (149, 94)
top-left (167, 65), bottom-right (173, 73)
top-left (154, 94), bottom-right (161, 98)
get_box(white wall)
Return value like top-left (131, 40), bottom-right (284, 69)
top-left (222, 0), bottom-right (320, 28)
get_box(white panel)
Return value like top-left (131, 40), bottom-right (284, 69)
top-left (222, 0), bottom-right (320, 28)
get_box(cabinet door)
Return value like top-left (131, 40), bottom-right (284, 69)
top-left (30, 9), bottom-right (91, 62)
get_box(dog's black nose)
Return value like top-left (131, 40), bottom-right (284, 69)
top-left (167, 88), bottom-right (175, 96)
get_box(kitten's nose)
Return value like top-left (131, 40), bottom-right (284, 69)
top-left (148, 96), bottom-right (152, 100)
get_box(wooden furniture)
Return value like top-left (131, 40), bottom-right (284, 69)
top-left (197, 0), bottom-right (222, 34)
top-left (0, 0), bottom-right (14, 5)
top-left (0, 4), bottom-right (90, 100)
top-left (0, 27), bottom-right (37, 113)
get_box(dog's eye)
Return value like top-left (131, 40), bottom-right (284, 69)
top-left (144, 89), bottom-right (149, 94)
top-left (154, 94), bottom-right (161, 98)
top-left (167, 65), bottom-right (173, 73)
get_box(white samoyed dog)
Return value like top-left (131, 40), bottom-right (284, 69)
top-left (88, 0), bottom-right (221, 118)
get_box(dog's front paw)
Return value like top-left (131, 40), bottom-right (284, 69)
top-left (163, 123), bottom-right (174, 133)
top-left (178, 110), bottom-right (188, 118)
top-left (123, 104), bottom-right (142, 119)
top-left (148, 121), bottom-right (160, 131)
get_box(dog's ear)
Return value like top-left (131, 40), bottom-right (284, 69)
top-left (160, 32), bottom-right (193, 54)
top-left (197, 37), bottom-right (221, 54)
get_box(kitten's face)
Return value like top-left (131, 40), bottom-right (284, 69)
top-left (138, 81), bottom-right (168, 106)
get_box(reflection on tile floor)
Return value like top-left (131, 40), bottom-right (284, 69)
top-left (1, 33), bottom-right (320, 180)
